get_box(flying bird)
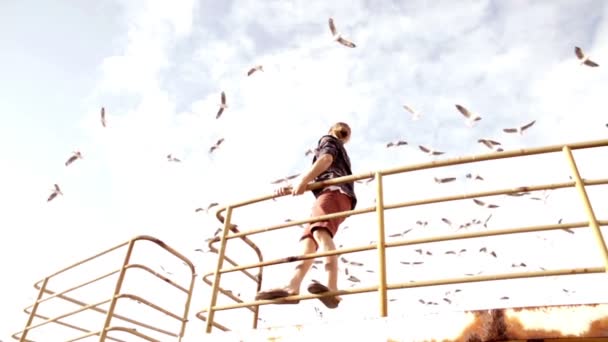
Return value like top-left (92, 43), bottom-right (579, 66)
top-left (347, 275), bottom-right (361, 283)
top-left (473, 198), bottom-right (499, 208)
top-left (386, 140), bottom-right (408, 148)
top-left (195, 202), bottom-right (219, 213)
top-left (418, 145), bottom-right (445, 156)
top-left (503, 120), bottom-right (536, 135)
top-left (216, 92), bottom-right (227, 119)
top-left (166, 154), bottom-right (181, 162)
top-left (465, 173), bottom-right (484, 181)
top-left (356, 175), bottom-right (375, 184)
top-left (434, 177), bottom-right (456, 184)
top-left (389, 228), bottom-right (413, 238)
top-left (477, 138), bottom-right (503, 152)
top-left (483, 214), bottom-right (492, 228)
top-left (270, 173), bottom-right (300, 184)
top-left (328, 18), bottom-right (356, 48)
top-left (100, 107), bottom-right (107, 127)
top-left (530, 190), bottom-right (552, 203)
top-left (209, 138), bottom-right (225, 154)
top-left (400, 261), bottom-right (424, 265)
top-left (65, 151), bottom-right (83, 166)
top-left (247, 65), bottom-right (264, 76)
top-left (403, 104), bottom-right (421, 121)
top-left (574, 46), bottom-right (599, 67)
top-left (455, 104), bottom-right (482, 126)
top-left (416, 220), bottom-right (428, 227)
top-left (47, 184), bottom-right (62, 202)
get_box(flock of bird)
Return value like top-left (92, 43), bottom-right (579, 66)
top-left (257, 32), bottom-right (600, 318)
top-left (43, 16), bottom-right (602, 327)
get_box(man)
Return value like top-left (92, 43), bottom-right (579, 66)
top-left (255, 122), bottom-right (357, 309)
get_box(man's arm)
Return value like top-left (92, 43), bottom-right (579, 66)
top-left (290, 153), bottom-right (334, 196)
top-left (301, 154), bottom-right (333, 183)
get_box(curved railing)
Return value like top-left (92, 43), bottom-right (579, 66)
top-left (195, 224), bottom-right (265, 332)
top-left (197, 138), bottom-right (608, 334)
top-left (12, 235), bottom-right (196, 342)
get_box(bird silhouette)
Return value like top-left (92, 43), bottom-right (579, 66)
top-left (386, 140), bottom-right (408, 148)
top-left (247, 65), bottom-right (264, 76)
top-left (328, 18), bottom-right (356, 48)
top-left (47, 184), bottom-right (63, 202)
top-left (418, 145), bottom-right (445, 155)
top-left (503, 120), bottom-right (536, 135)
top-left (403, 104), bottom-right (421, 120)
top-left (434, 177), bottom-right (456, 184)
top-left (167, 154), bottom-right (181, 162)
top-left (65, 151), bottom-right (83, 166)
top-left (216, 92), bottom-right (227, 119)
top-left (209, 138), bottom-right (225, 153)
top-left (574, 46), bottom-right (599, 67)
top-left (100, 107), bottom-right (107, 127)
top-left (455, 104), bottom-right (482, 126)
top-left (473, 198), bottom-right (499, 208)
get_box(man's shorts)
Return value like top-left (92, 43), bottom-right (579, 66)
top-left (300, 189), bottom-right (353, 250)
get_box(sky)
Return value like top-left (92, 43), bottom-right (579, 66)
top-left (1, 0), bottom-right (608, 340)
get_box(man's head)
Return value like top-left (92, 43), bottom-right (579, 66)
top-left (328, 122), bottom-right (351, 144)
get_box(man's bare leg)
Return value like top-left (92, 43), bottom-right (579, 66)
top-left (313, 229), bottom-right (341, 301)
top-left (284, 237), bottom-right (317, 295)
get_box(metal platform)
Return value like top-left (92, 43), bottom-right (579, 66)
top-left (201, 303), bottom-right (608, 342)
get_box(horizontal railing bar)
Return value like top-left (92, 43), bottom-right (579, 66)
top-left (380, 139), bottom-right (608, 177)
top-left (33, 269), bottom-right (120, 306)
top-left (215, 220), bottom-right (605, 275)
top-left (205, 225), bottom-right (265, 273)
top-left (24, 298), bottom-right (110, 332)
top-left (202, 252), bottom-right (260, 284)
top-left (209, 266), bottom-right (604, 312)
top-left (385, 220), bottom-right (606, 249)
top-left (118, 293), bottom-right (183, 324)
top-left (14, 308), bottom-right (126, 342)
top-left (224, 178), bottom-right (607, 240)
top-left (103, 326), bottom-right (161, 342)
top-left (214, 139), bottom-right (608, 223)
top-left (30, 286), bottom-right (177, 337)
top-left (195, 312), bottom-right (231, 331)
top-left (387, 267), bottom-right (606, 290)
top-left (34, 241), bottom-right (129, 288)
top-left (384, 179), bottom-right (608, 212)
top-left (125, 264), bottom-right (189, 294)
top-left (200, 275), bottom-right (256, 313)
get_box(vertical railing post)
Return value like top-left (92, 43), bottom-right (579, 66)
top-left (19, 277), bottom-right (49, 342)
top-left (178, 272), bottom-right (197, 341)
top-left (375, 172), bottom-right (388, 317)
top-left (205, 206), bottom-right (234, 334)
top-left (99, 239), bottom-right (136, 341)
top-left (563, 146), bottom-right (608, 271)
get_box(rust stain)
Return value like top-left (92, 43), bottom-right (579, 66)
top-left (454, 304), bottom-right (608, 341)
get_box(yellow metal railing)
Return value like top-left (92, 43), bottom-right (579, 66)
top-left (198, 139), bottom-right (608, 334)
top-left (12, 235), bottom-right (196, 342)
top-left (195, 223), bottom-right (265, 332)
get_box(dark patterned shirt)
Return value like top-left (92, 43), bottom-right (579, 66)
top-left (311, 135), bottom-right (357, 209)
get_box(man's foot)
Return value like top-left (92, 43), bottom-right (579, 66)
top-left (307, 281), bottom-right (341, 309)
top-left (255, 288), bottom-right (300, 304)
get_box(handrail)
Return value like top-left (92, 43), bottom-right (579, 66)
top-left (199, 138), bottom-right (608, 334)
top-left (13, 235), bottom-right (197, 341)
top-left (214, 138), bottom-right (608, 223)
top-left (210, 219), bottom-right (607, 275)
top-left (195, 222), bottom-right (265, 330)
